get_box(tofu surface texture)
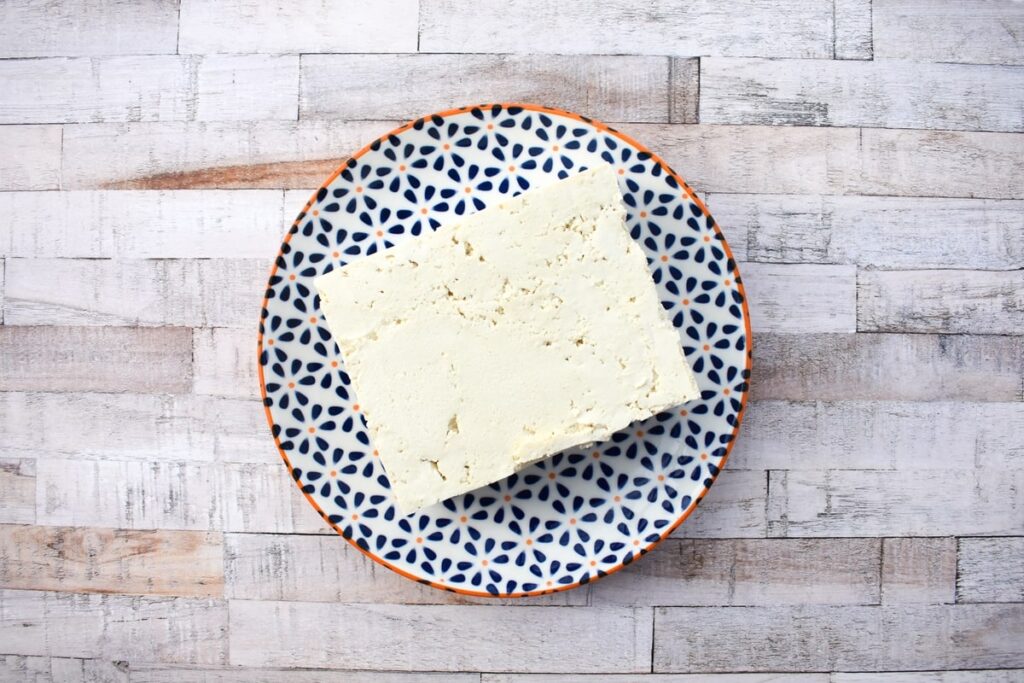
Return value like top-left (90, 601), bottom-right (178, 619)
top-left (315, 164), bottom-right (700, 513)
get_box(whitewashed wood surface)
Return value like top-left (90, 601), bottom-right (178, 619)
top-left (0, 0), bottom-right (1022, 680)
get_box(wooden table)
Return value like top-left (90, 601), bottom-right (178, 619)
top-left (1, 1), bottom-right (1022, 680)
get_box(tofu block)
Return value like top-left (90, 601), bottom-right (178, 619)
top-left (315, 164), bottom-right (700, 513)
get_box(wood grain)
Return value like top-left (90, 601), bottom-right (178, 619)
top-left (699, 59), bottom-right (1024, 132)
top-left (35, 459), bottom-right (325, 534)
top-left (4, 258), bottom-right (267, 327)
top-left (735, 401), bottom-right (1024, 471)
top-left (670, 470), bottom-right (767, 539)
top-left (300, 54), bottom-right (673, 124)
top-left (179, 0), bottom-right (418, 54)
top-left (588, 538), bottom-right (880, 606)
top-left (0, 525), bottom-right (223, 598)
top-left (858, 270), bottom-right (1024, 335)
top-left (741, 263), bottom-right (856, 333)
top-left (0, 125), bottom-right (62, 191)
top-left (61, 120), bottom-right (391, 190)
top-left (133, 668), bottom-right (477, 683)
top-left (0, 656), bottom-right (128, 683)
top-left (193, 327), bottom-right (260, 399)
top-left (629, 123), bottom-right (1024, 198)
top-left (768, 469), bottom-right (1024, 537)
top-left (0, 326), bottom-right (193, 393)
top-left (0, 190), bottom-right (286, 259)
top-left (752, 333), bottom-right (1024, 402)
top-left (0, 0), bottom-right (179, 58)
top-left (484, 675), bottom-right (830, 682)
top-left (834, 0), bottom-right (872, 59)
top-left (224, 533), bottom-right (587, 606)
top-left (0, 459), bottom-right (35, 524)
top-left (420, 0), bottom-right (835, 58)
top-left (229, 601), bottom-right (653, 672)
top-left (653, 604), bottom-right (1024, 672)
top-left (881, 538), bottom-right (957, 605)
top-left (0, 392), bottom-right (275, 464)
top-left (835, 672), bottom-right (1024, 683)
top-left (874, 0), bottom-right (1024, 65)
top-left (669, 58), bottom-right (700, 124)
top-left (0, 589), bottom-right (227, 664)
top-left (958, 538), bottom-right (1024, 603)
top-left (705, 194), bottom-right (1024, 270)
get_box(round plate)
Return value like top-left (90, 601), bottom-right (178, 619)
top-left (258, 103), bottom-right (751, 597)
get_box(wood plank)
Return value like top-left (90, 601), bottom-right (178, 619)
top-left (193, 327), bottom-right (259, 399)
top-left (224, 533), bottom-right (587, 606)
top-left (699, 58), bottom-right (1024, 132)
top-left (834, 0), bottom-right (872, 59)
top-left (627, 124), bottom-right (1024, 199)
top-left (301, 54), bottom-right (671, 124)
top-left (735, 401), bottom-right (1024, 471)
top-left (134, 667), bottom-right (477, 683)
top-left (705, 194), bottom-right (1024, 270)
top-left (0, 525), bottom-right (223, 598)
top-left (4, 258), bottom-right (267, 327)
top-left (874, 0), bottom-right (1024, 65)
top-left (671, 470), bottom-right (768, 539)
top-left (61, 120), bottom-right (391, 190)
top-left (835, 672), bottom-right (1024, 683)
top-left (0, 656), bottom-right (130, 683)
top-left (882, 537), bottom-right (957, 604)
top-left (0, 56), bottom-right (298, 124)
top-left (0, 125), bottom-right (62, 191)
top-left (0, 190), bottom-right (286, 259)
top-left (34, 459), bottom-right (325, 534)
top-left (0, 589), bottom-right (227, 664)
top-left (669, 58), bottom-right (700, 124)
top-left (958, 537), bottom-right (1024, 603)
top-left (178, 0), bottom-right (418, 53)
top-left (741, 263), bottom-right (856, 333)
top-left (0, 656), bottom-right (50, 682)
top-left (767, 469), bottom-right (1024, 537)
top-left (653, 603), bottom-right (1024, 672)
top-left (0, 392), bottom-right (275, 464)
top-left (0, 459), bottom-right (35, 524)
top-left (0, 326), bottom-right (193, 393)
top-left (752, 333), bottom-right (1024, 402)
top-left (589, 538), bottom-right (880, 606)
top-left (858, 270), bottom-right (1024, 335)
top-left (420, 0), bottom-right (835, 58)
top-left (484, 675), bottom-right (829, 682)
top-left (0, 0), bottom-right (178, 58)
top-left (229, 601), bottom-right (653, 672)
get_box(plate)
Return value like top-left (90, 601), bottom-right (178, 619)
top-left (257, 104), bottom-right (751, 597)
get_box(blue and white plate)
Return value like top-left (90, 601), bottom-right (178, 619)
top-left (258, 104), bottom-right (752, 597)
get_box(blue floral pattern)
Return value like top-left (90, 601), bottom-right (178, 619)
top-left (259, 104), bottom-right (751, 597)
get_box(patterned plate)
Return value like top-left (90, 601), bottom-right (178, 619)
top-left (258, 104), bottom-right (751, 597)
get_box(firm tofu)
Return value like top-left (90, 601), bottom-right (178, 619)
top-left (315, 164), bottom-right (700, 513)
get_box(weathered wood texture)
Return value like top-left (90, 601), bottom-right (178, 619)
top-left (873, 0), bottom-right (1024, 65)
top-left (229, 602), bottom-right (653, 672)
top-left (0, 326), bottom-right (193, 393)
top-left (858, 270), bottom-right (1024, 335)
top-left (0, 459), bottom-right (35, 525)
top-left (0, 126), bottom-right (62, 191)
top-left (699, 59), bottom-right (1024, 131)
top-left (0, 56), bottom-right (299, 124)
top-left (0, 190), bottom-right (286, 259)
top-left (653, 604), bottom-right (1024, 672)
top-left (0, 589), bottom-right (227, 664)
top-left (0, 0), bottom-right (179, 58)
top-left (420, 0), bottom-right (835, 58)
top-left (834, 0), bottom-right (873, 59)
top-left (0, 656), bottom-right (129, 683)
top-left (704, 194), bottom-right (1024, 269)
top-left (300, 54), bottom-right (676, 123)
top-left (881, 537), bottom-right (957, 605)
top-left (0, 525), bottom-right (223, 598)
top-left (958, 538), bottom-right (1024, 603)
top-left (178, 0), bottom-right (419, 54)
top-left (133, 668), bottom-right (477, 683)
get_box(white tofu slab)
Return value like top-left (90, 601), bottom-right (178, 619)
top-left (315, 164), bottom-right (699, 513)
